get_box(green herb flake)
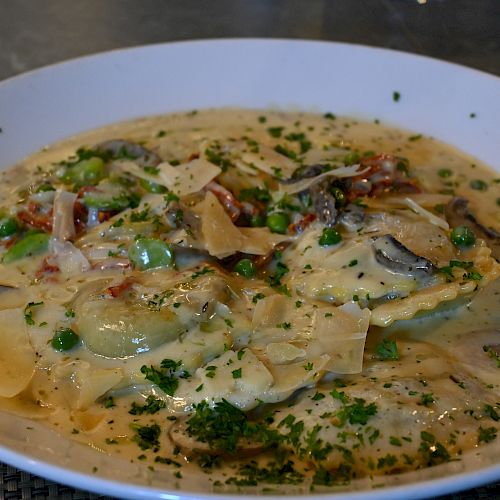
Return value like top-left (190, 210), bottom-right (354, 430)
top-left (408, 134), bottom-right (422, 142)
top-left (23, 301), bottom-right (44, 326)
top-left (478, 426), bottom-right (497, 444)
top-left (389, 436), bottom-right (402, 447)
top-left (131, 423), bottom-right (161, 450)
top-left (276, 322), bottom-right (292, 330)
top-left (267, 126), bottom-right (284, 138)
top-left (421, 393), bottom-right (435, 406)
top-left (484, 404), bottom-right (499, 421)
top-left (191, 266), bottom-right (215, 279)
top-left (129, 395), bottom-right (167, 415)
top-left (312, 392), bottom-right (325, 401)
top-left (375, 338), bottom-right (399, 360)
top-left (232, 368), bottom-right (242, 379)
top-left (104, 396), bottom-right (115, 409)
top-left (483, 345), bottom-right (500, 368)
top-left (140, 359), bottom-right (185, 396)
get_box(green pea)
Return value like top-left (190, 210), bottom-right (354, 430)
top-left (61, 157), bottom-right (106, 186)
top-left (330, 186), bottom-right (346, 207)
top-left (3, 231), bottom-right (50, 263)
top-left (319, 227), bottom-right (342, 246)
top-left (128, 238), bottom-right (175, 270)
top-left (234, 258), bottom-right (257, 278)
top-left (51, 327), bottom-right (80, 351)
top-left (266, 212), bottom-right (289, 234)
top-left (0, 217), bottom-right (19, 238)
top-left (139, 178), bottom-right (167, 194)
top-left (469, 179), bottom-right (488, 191)
top-left (450, 226), bottom-right (476, 247)
top-left (249, 213), bottom-right (266, 227)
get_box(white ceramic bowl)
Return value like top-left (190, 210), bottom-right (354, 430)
top-left (0, 39), bottom-right (499, 500)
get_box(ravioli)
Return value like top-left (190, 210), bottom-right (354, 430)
top-left (0, 108), bottom-right (499, 491)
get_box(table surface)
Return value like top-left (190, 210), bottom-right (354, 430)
top-left (0, 0), bottom-right (499, 499)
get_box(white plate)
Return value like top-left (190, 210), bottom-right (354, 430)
top-left (0, 39), bottom-right (499, 499)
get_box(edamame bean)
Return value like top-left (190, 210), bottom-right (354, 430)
top-left (2, 231), bottom-right (50, 263)
top-left (128, 238), bottom-right (175, 270)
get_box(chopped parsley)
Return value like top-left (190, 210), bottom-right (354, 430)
top-left (331, 390), bottom-right (377, 426)
top-left (483, 345), bottom-right (500, 368)
top-left (23, 301), bottom-right (44, 326)
top-left (140, 359), bottom-right (186, 396)
top-left (478, 426), bottom-right (497, 444)
top-left (191, 267), bottom-right (215, 280)
top-left (129, 395), bottom-right (167, 415)
top-left (267, 126), bottom-right (284, 138)
top-left (131, 423), bottom-right (161, 451)
top-left (420, 393), bottom-right (435, 406)
top-left (375, 338), bottom-right (399, 361)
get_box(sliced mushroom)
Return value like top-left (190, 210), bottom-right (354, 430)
top-left (372, 234), bottom-right (436, 282)
top-left (338, 203), bottom-right (365, 232)
top-left (309, 179), bottom-right (337, 227)
top-left (169, 418), bottom-right (263, 456)
top-left (290, 163), bottom-right (326, 181)
top-left (445, 197), bottom-right (500, 260)
top-left (93, 139), bottom-right (161, 167)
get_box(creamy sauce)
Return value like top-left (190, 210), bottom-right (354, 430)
top-left (0, 108), bottom-right (499, 493)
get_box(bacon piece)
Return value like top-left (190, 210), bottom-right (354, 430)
top-left (106, 279), bottom-right (133, 297)
top-left (17, 207), bottom-right (53, 232)
top-left (35, 258), bottom-right (60, 279)
top-left (346, 154), bottom-right (420, 201)
top-left (206, 181), bottom-right (244, 222)
top-left (289, 213), bottom-right (317, 233)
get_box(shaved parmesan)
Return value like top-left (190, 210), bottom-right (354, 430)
top-left (49, 238), bottom-right (90, 276)
top-left (311, 302), bottom-right (370, 374)
top-left (277, 164), bottom-right (369, 196)
top-left (52, 190), bottom-right (77, 241)
top-left (53, 361), bottom-right (123, 410)
top-left (195, 193), bottom-right (288, 258)
top-left (195, 191), bottom-right (245, 258)
top-left (404, 197), bottom-right (449, 230)
top-left (238, 227), bottom-right (289, 255)
top-left (116, 158), bottom-right (221, 196)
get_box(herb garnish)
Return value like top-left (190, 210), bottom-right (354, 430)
top-left (24, 301), bottom-right (43, 326)
top-left (140, 359), bottom-right (187, 396)
top-left (375, 338), bottom-right (399, 361)
top-left (131, 423), bottom-right (161, 450)
top-left (129, 395), bottom-right (167, 415)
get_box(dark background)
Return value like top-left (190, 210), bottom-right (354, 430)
top-left (1, 0), bottom-right (499, 81)
top-left (0, 1), bottom-right (499, 499)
